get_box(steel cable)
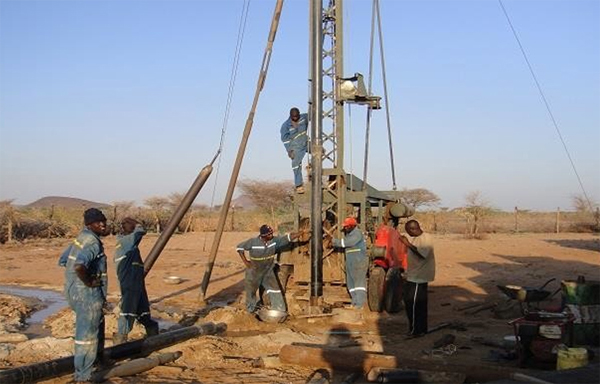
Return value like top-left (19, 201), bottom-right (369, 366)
top-left (499, 0), bottom-right (594, 211)
top-left (203, 0), bottom-right (251, 251)
top-left (375, 0), bottom-right (398, 193)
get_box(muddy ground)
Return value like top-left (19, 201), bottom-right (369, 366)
top-left (0, 231), bottom-right (599, 383)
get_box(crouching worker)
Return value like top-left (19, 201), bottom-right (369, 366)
top-left (113, 218), bottom-right (158, 344)
top-left (332, 217), bottom-right (368, 309)
top-left (237, 225), bottom-right (299, 314)
top-left (61, 208), bottom-right (108, 383)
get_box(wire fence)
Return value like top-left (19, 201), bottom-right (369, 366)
top-left (1, 203), bottom-right (598, 244)
top-left (413, 209), bottom-right (599, 235)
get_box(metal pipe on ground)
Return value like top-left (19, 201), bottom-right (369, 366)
top-left (279, 344), bottom-right (398, 373)
top-left (144, 161), bottom-right (215, 275)
top-left (0, 322), bottom-right (226, 384)
top-left (91, 351), bottom-right (182, 382)
top-left (199, 0), bottom-right (285, 301)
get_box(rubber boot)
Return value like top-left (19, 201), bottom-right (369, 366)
top-left (143, 320), bottom-right (159, 337)
top-left (112, 332), bottom-right (127, 345)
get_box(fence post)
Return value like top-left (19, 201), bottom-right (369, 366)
top-left (270, 206), bottom-right (275, 227)
top-left (555, 207), bottom-right (560, 234)
top-left (184, 214), bottom-right (194, 233)
top-left (514, 206), bottom-right (519, 233)
top-left (7, 219), bottom-right (13, 244)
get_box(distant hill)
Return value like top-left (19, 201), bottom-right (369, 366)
top-left (25, 196), bottom-right (110, 209)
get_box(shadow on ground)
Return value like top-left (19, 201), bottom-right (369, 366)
top-left (545, 238), bottom-right (600, 253)
top-left (151, 269), bottom-right (245, 304)
top-left (463, 254), bottom-right (600, 296)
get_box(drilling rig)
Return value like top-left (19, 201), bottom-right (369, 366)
top-left (197, 0), bottom-right (414, 314)
top-left (281, 0), bottom-right (414, 313)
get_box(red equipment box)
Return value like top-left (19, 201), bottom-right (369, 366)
top-left (510, 312), bottom-right (574, 369)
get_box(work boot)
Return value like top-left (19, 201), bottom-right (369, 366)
top-left (144, 320), bottom-right (159, 337)
top-left (295, 185), bottom-right (305, 194)
top-left (112, 332), bottom-right (127, 345)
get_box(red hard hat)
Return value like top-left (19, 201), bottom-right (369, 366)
top-left (343, 217), bottom-right (357, 228)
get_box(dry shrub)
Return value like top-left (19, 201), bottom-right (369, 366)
top-left (14, 217), bottom-right (72, 240)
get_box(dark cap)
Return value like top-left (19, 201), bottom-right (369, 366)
top-left (259, 224), bottom-right (273, 237)
top-left (84, 208), bottom-right (107, 225)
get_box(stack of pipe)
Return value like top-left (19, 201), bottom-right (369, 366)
top-left (0, 322), bottom-right (226, 383)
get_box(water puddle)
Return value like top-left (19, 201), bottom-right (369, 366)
top-left (0, 285), bottom-right (66, 324)
top-left (0, 285), bottom-right (66, 338)
top-left (0, 285), bottom-right (179, 337)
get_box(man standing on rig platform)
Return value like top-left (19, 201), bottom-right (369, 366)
top-left (280, 107), bottom-right (309, 194)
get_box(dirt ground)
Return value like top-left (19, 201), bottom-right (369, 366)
top-left (0, 231), bottom-right (598, 383)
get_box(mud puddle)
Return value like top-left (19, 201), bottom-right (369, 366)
top-left (0, 285), bottom-right (65, 337)
top-left (0, 285), bottom-right (178, 337)
top-left (0, 285), bottom-right (66, 324)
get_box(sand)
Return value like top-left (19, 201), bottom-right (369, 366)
top-left (0, 231), bottom-right (598, 383)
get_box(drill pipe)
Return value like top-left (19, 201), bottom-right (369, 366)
top-left (309, 0), bottom-right (324, 303)
top-left (91, 351), bottom-right (182, 382)
top-left (199, 0), bottom-right (285, 301)
top-left (144, 162), bottom-right (214, 275)
top-left (0, 322), bottom-right (226, 384)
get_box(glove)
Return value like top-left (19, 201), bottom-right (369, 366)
top-left (288, 150), bottom-right (295, 159)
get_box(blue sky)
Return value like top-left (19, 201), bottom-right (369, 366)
top-left (0, 0), bottom-right (598, 211)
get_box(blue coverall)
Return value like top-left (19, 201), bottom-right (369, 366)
top-left (237, 234), bottom-right (291, 312)
top-left (333, 227), bottom-right (368, 308)
top-left (114, 225), bottom-right (158, 336)
top-left (280, 113), bottom-right (309, 187)
top-left (61, 228), bottom-right (107, 382)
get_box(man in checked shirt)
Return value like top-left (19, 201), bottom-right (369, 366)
top-left (237, 224), bottom-right (300, 313)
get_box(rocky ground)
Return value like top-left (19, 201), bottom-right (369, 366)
top-left (0, 231), bottom-right (598, 383)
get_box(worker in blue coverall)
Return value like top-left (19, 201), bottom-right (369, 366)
top-left (60, 208), bottom-right (108, 383)
top-left (280, 107), bottom-right (309, 194)
top-left (332, 217), bottom-right (368, 309)
top-left (237, 225), bottom-right (300, 313)
top-left (112, 217), bottom-right (159, 345)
